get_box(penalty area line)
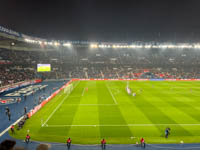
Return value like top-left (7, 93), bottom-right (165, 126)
top-left (43, 124), bottom-right (200, 127)
top-left (42, 81), bottom-right (80, 127)
top-left (82, 87), bottom-right (86, 96)
top-left (66, 104), bottom-right (117, 106)
top-left (106, 83), bottom-right (118, 104)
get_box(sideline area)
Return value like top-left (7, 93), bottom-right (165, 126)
top-left (3, 133), bottom-right (200, 150)
top-left (0, 80), bottom-right (65, 141)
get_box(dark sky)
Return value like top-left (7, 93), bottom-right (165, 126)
top-left (1, 0), bottom-right (200, 42)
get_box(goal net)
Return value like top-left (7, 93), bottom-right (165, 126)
top-left (64, 84), bottom-right (73, 96)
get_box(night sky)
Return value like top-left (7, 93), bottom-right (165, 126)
top-left (1, 0), bottom-right (200, 42)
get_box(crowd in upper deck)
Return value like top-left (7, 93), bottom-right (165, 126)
top-left (0, 47), bottom-right (200, 86)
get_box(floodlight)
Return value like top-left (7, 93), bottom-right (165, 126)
top-left (90, 44), bottom-right (98, 48)
top-left (63, 43), bottom-right (71, 47)
top-left (54, 42), bottom-right (60, 46)
top-left (11, 42), bottom-right (15, 46)
top-left (144, 45), bottom-right (151, 49)
top-left (194, 44), bottom-right (200, 49)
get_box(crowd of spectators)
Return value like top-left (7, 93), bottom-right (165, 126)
top-left (0, 139), bottom-right (50, 150)
top-left (1, 47), bottom-right (200, 87)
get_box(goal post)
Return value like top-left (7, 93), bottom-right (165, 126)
top-left (64, 84), bottom-right (73, 95)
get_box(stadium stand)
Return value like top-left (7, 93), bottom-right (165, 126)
top-left (1, 46), bottom-right (200, 87)
top-left (1, 26), bottom-right (200, 150)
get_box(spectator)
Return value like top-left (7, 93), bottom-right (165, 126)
top-left (24, 107), bottom-right (27, 115)
top-left (36, 144), bottom-right (50, 150)
top-left (140, 137), bottom-right (145, 148)
top-left (5, 107), bottom-right (10, 116)
top-left (14, 147), bottom-right (27, 150)
top-left (0, 139), bottom-right (16, 150)
top-left (8, 111), bottom-right (11, 121)
top-left (66, 138), bottom-right (71, 149)
top-left (25, 134), bottom-right (30, 144)
top-left (101, 139), bottom-right (106, 149)
top-left (10, 125), bottom-right (15, 134)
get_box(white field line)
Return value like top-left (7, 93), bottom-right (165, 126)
top-left (106, 83), bottom-right (118, 104)
top-left (66, 104), bottom-right (117, 106)
top-left (0, 116), bottom-right (24, 137)
top-left (42, 81), bottom-right (80, 127)
top-left (0, 87), bottom-right (66, 136)
top-left (82, 87), bottom-right (86, 96)
top-left (69, 96), bottom-right (81, 98)
top-left (44, 124), bottom-right (200, 127)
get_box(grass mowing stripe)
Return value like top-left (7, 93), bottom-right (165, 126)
top-left (142, 82), bottom-right (197, 136)
top-left (139, 83), bottom-right (192, 136)
top-left (152, 84), bottom-right (200, 123)
top-left (112, 81), bottom-right (161, 137)
top-left (42, 94), bottom-right (70, 126)
top-left (39, 81), bottom-right (86, 141)
top-left (31, 91), bottom-right (66, 124)
top-left (62, 81), bottom-right (87, 136)
top-left (122, 81), bottom-right (192, 136)
top-left (42, 81), bottom-right (80, 126)
top-left (142, 91), bottom-right (195, 137)
top-left (10, 81), bottom-right (200, 144)
top-left (97, 81), bottom-right (133, 138)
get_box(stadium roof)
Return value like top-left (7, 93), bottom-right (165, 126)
top-left (1, 25), bottom-right (200, 51)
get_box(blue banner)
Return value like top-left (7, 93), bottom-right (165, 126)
top-left (150, 79), bottom-right (165, 81)
top-left (0, 25), bottom-right (21, 37)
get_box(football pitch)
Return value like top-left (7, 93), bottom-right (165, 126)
top-left (12, 80), bottom-right (200, 144)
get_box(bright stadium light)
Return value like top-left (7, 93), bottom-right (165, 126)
top-left (144, 44), bottom-right (152, 49)
top-left (158, 45), bottom-right (168, 49)
top-left (48, 42), bottom-right (53, 46)
top-left (129, 45), bottom-right (143, 48)
top-left (178, 44), bottom-right (192, 49)
top-left (194, 44), bottom-right (200, 49)
top-left (90, 44), bottom-right (98, 48)
top-left (54, 42), bottom-right (60, 46)
top-left (112, 45), bottom-right (116, 48)
top-left (98, 44), bottom-right (105, 48)
top-left (11, 42), bottom-right (15, 46)
top-left (63, 43), bottom-right (71, 47)
top-left (167, 44), bottom-right (176, 49)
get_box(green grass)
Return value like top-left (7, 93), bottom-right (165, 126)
top-left (10, 81), bottom-right (200, 144)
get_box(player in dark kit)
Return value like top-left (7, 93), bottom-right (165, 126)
top-left (8, 111), bottom-right (11, 121)
top-left (66, 138), bottom-right (71, 149)
top-left (165, 127), bottom-right (171, 138)
top-left (101, 139), bottom-right (106, 149)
